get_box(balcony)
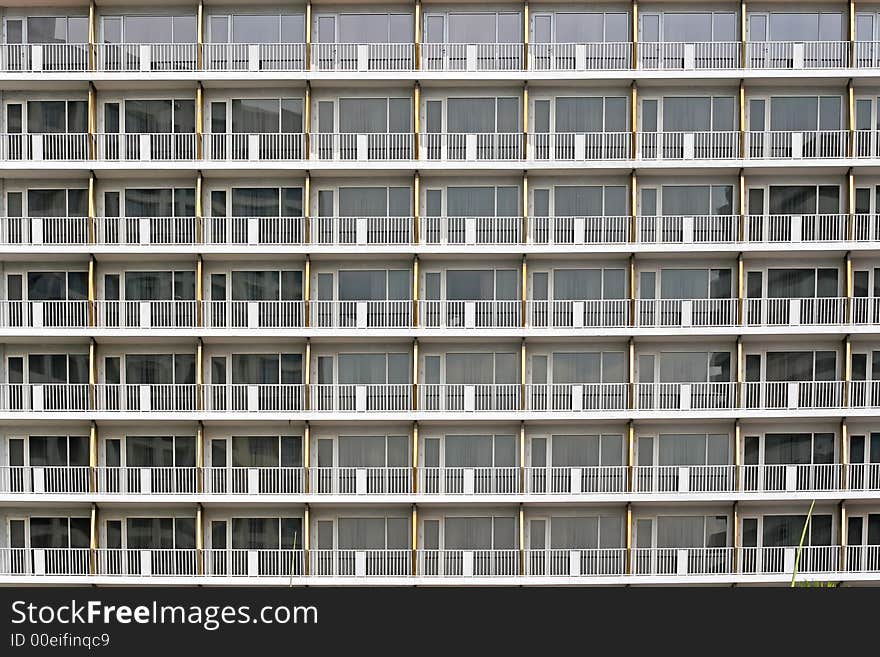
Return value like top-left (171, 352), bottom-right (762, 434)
top-left (95, 300), bottom-right (199, 329)
top-left (420, 43), bottom-right (522, 72)
top-left (527, 132), bottom-right (632, 161)
top-left (311, 215), bottom-right (412, 246)
top-left (526, 299), bottom-right (630, 328)
top-left (528, 215), bottom-right (630, 245)
top-left (203, 300), bottom-right (305, 329)
top-left (419, 384), bottom-right (519, 412)
top-left (203, 384), bottom-right (305, 413)
top-left (639, 42), bottom-right (740, 70)
top-left (419, 132), bottom-right (522, 161)
top-left (0, 133), bottom-right (89, 160)
top-left (94, 43), bottom-right (198, 72)
top-left (742, 380), bottom-right (846, 409)
top-left (635, 299), bottom-right (737, 328)
top-left (202, 43), bottom-right (305, 72)
top-left (204, 467), bottom-right (304, 494)
top-left (312, 467), bottom-right (411, 494)
top-left (634, 382), bottom-right (736, 411)
top-left (0, 300), bottom-right (89, 328)
top-left (419, 216), bottom-right (521, 245)
top-left (94, 132), bottom-right (198, 161)
top-left (310, 384), bottom-right (411, 412)
top-left (745, 41), bottom-right (849, 69)
top-left (1, 43), bottom-right (89, 72)
top-left (524, 383), bottom-right (629, 412)
top-left (528, 42), bottom-right (632, 71)
top-left (309, 132), bottom-right (414, 161)
top-left (525, 466), bottom-right (629, 494)
top-left (419, 300), bottom-right (520, 329)
top-left (418, 467), bottom-right (519, 494)
top-left (310, 43), bottom-right (414, 72)
top-left (746, 130), bottom-right (848, 159)
top-left (203, 133), bottom-right (304, 161)
top-left (309, 300), bottom-right (411, 329)
top-left (638, 131), bottom-right (740, 160)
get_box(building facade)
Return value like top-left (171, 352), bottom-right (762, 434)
top-left (0, 0), bottom-right (878, 586)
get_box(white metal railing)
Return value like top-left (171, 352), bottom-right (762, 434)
top-left (419, 216), bottom-right (521, 245)
top-left (94, 132), bottom-right (198, 161)
top-left (638, 131), bottom-right (740, 159)
top-left (745, 297), bottom-right (848, 326)
top-left (855, 41), bottom-right (880, 68)
top-left (418, 549), bottom-right (519, 576)
top-left (743, 381), bottom-right (846, 410)
top-left (524, 383), bottom-right (629, 412)
top-left (202, 216), bottom-right (306, 245)
top-left (848, 380), bottom-right (880, 409)
top-left (632, 465), bottom-right (736, 493)
top-left (0, 548), bottom-right (90, 575)
top-left (739, 545), bottom-right (840, 575)
top-left (746, 41), bottom-right (849, 69)
top-left (744, 214), bottom-right (850, 242)
top-left (203, 384), bottom-right (305, 412)
top-left (1, 43), bottom-right (89, 72)
top-left (0, 216), bottom-right (89, 245)
top-left (639, 41), bottom-right (740, 69)
top-left (746, 130), bottom-right (849, 159)
top-left (635, 215), bottom-right (740, 244)
top-left (0, 383), bottom-right (90, 412)
top-left (421, 43), bottom-right (523, 71)
top-left (528, 215), bottom-right (630, 245)
top-left (93, 216), bottom-right (198, 245)
top-left (94, 43), bottom-right (198, 72)
top-left (0, 133), bottom-right (90, 160)
top-left (527, 132), bottom-right (632, 161)
top-left (311, 549), bottom-right (412, 576)
top-left (846, 463), bottom-right (880, 491)
top-left (203, 549), bottom-right (304, 577)
top-left (528, 42), bottom-right (632, 71)
top-left (524, 548), bottom-right (627, 576)
top-left (0, 465), bottom-right (90, 493)
top-left (309, 300), bottom-right (411, 329)
top-left (310, 216), bottom-right (412, 246)
top-left (310, 43), bottom-right (414, 71)
top-left (312, 466), bottom-right (411, 494)
top-left (93, 384), bottom-right (198, 412)
top-left (309, 384), bottom-right (412, 412)
top-left (204, 300), bottom-right (304, 329)
top-left (636, 299), bottom-right (738, 328)
top-left (309, 132), bottom-right (413, 160)
top-left (740, 464), bottom-right (841, 492)
top-left (95, 300), bottom-right (199, 329)
top-left (205, 133), bottom-right (304, 160)
top-left (419, 300), bottom-right (521, 328)
top-left (202, 43), bottom-right (306, 71)
top-left (0, 300), bottom-right (89, 328)
top-left (96, 466), bottom-right (198, 494)
top-left (632, 547), bottom-right (735, 576)
top-left (96, 549), bottom-right (199, 576)
top-left (634, 382), bottom-right (736, 411)
top-left (418, 467), bottom-right (519, 494)
top-left (418, 384), bottom-right (520, 412)
top-left (526, 300), bottom-right (630, 328)
top-left (204, 467), bottom-right (304, 494)
top-left (524, 466), bottom-right (628, 494)
top-left (419, 132), bottom-right (522, 160)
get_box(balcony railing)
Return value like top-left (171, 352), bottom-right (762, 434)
top-left (203, 384), bottom-right (305, 412)
top-left (96, 548), bottom-right (199, 576)
top-left (419, 383), bottom-right (520, 412)
top-left (95, 300), bottom-right (199, 329)
top-left (524, 383), bottom-right (629, 412)
top-left (313, 466), bottom-right (411, 494)
top-left (310, 43), bottom-right (415, 71)
top-left (95, 132), bottom-right (198, 161)
top-left (205, 133), bottom-right (304, 160)
top-left (634, 382), bottom-right (737, 411)
top-left (528, 132), bottom-right (632, 161)
top-left (311, 549), bottom-right (412, 576)
top-left (419, 300), bottom-right (521, 328)
top-left (743, 381), bottom-right (845, 409)
top-left (93, 215), bottom-right (198, 245)
top-left (746, 130), bottom-right (848, 159)
top-left (309, 300), bottom-right (411, 329)
top-left (746, 41), bottom-right (849, 69)
top-left (96, 466), bottom-right (198, 494)
top-left (0, 133), bottom-right (89, 160)
top-left (1, 43), bottom-right (89, 72)
top-left (0, 465), bottom-right (91, 493)
top-left (741, 463), bottom-right (841, 492)
top-left (311, 215), bottom-right (412, 245)
top-left (639, 131), bottom-right (740, 159)
top-left (0, 383), bottom-right (90, 412)
top-left (0, 300), bottom-right (89, 328)
top-left (204, 300), bottom-right (304, 329)
top-left (639, 41), bottom-right (741, 70)
top-left (636, 215), bottom-right (740, 243)
top-left (202, 43), bottom-right (306, 71)
top-left (529, 42), bottom-right (632, 71)
top-left (419, 549), bottom-right (519, 576)
top-left (524, 548), bottom-right (627, 576)
top-left (0, 215), bottom-right (89, 245)
top-left (0, 548), bottom-right (90, 575)
top-left (524, 465), bottom-right (628, 494)
top-left (310, 384), bottom-right (412, 412)
top-left (745, 297), bottom-right (848, 326)
top-left (202, 216), bottom-right (305, 245)
top-left (419, 215), bottom-right (521, 245)
top-left (419, 132), bottom-right (522, 160)
top-left (94, 384), bottom-right (198, 412)
top-left (632, 465), bottom-right (736, 493)
top-left (204, 466), bottom-right (305, 494)
top-left (309, 132), bottom-right (413, 160)
top-left (636, 299), bottom-right (737, 328)
top-left (204, 549), bottom-right (304, 577)
top-left (526, 299), bottom-right (630, 328)
top-left (421, 43), bottom-right (523, 71)
top-left (418, 466), bottom-right (519, 494)
top-left (528, 215), bottom-right (630, 245)
top-left (745, 213), bottom-right (851, 242)
top-left (94, 43), bottom-right (198, 71)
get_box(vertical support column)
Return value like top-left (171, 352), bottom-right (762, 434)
top-left (847, 79), bottom-right (855, 158)
top-left (413, 84), bottom-right (421, 161)
top-left (518, 504), bottom-right (525, 577)
top-left (844, 334), bottom-right (852, 408)
top-left (630, 85), bottom-right (638, 159)
top-left (414, 0), bottom-right (422, 70)
top-left (196, 421), bottom-right (204, 493)
top-left (88, 0), bottom-right (96, 71)
top-left (196, 338), bottom-right (204, 411)
top-left (304, 338), bottom-right (311, 411)
top-left (732, 501), bottom-right (740, 572)
top-left (841, 418), bottom-right (849, 490)
top-left (847, 168), bottom-right (855, 242)
top-left (412, 422), bottom-right (419, 495)
top-left (89, 503), bottom-right (98, 575)
top-left (196, 503), bottom-right (204, 576)
top-left (626, 420), bottom-right (634, 492)
top-left (846, 251), bottom-right (853, 324)
top-left (521, 255), bottom-right (527, 327)
top-left (304, 170), bottom-right (311, 245)
top-left (413, 255), bottom-right (420, 326)
top-left (89, 420), bottom-right (98, 493)
top-left (738, 169), bottom-right (746, 242)
top-left (411, 504), bottom-right (418, 576)
top-left (520, 339), bottom-right (527, 411)
top-left (736, 336), bottom-right (743, 409)
top-left (304, 82), bottom-right (311, 159)
top-left (304, 421), bottom-right (311, 493)
top-left (523, 0), bottom-right (529, 69)
top-left (88, 255), bottom-right (96, 327)
top-left (628, 254), bottom-right (636, 327)
top-left (305, 1), bottom-right (312, 71)
top-left (738, 81), bottom-right (746, 158)
top-left (740, 0), bottom-right (747, 68)
top-left (629, 170), bottom-right (637, 242)
top-left (88, 83), bottom-right (97, 160)
top-left (196, 254), bottom-right (204, 327)
top-left (196, 83), bottom-right (204, 160)
top-left (412, 338), bottom-right (419, 410)
top-left (522, 84), bottom-right (529, 159)
top-left (413, 171), bottom-right (420, 245)
top-left (839, 500), bottom-right (848, 572)
top-left (737, 252), bottom-right (744, 325)
top-left (519, 422), bottom-right (526, 494)
top-left (195, 171), bottom-right (203, 245)
top-left (631, 0), bottom-right (639, 69)
top-left (197, 0), bottom-right (204, 70)
top-left (734, 420), bottom-right (742, 491)
top-left (625, 502), bottom-right (633, 574)
top-left (88, 340), bottom-right (97, 415)
top-left (522, 171), bottom-right (529, 244)
top-left (627, 338), bottom-right (635, 410)
top-left (849, 0), bottom-right (856, 67)
top-left (304, 255), bottom-right (311, 327)
top-left (88, 170), bottom-right (96, 244)
top-left (303, 503), bottom-right (310, 576)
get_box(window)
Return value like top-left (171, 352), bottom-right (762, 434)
top-left (551, 434), bottom-right (624, 467)
top-left (26, 16), bottom-right (88, 44)
top-left (658, 352), bottom-right (731, 382)
top-left (551, 352), bottom-right (625, 383)
top-left (231, 436), bottom-right (302, 467)
top-left (445, 352), bottom-right (517, 384)
top-left (765, 351), bottom-right (837, 381)
top-left (231, 353), bottom-right (302, 384)
top-left (26, 100), bottom-right (87, 134)
top-left (446, 270), bottom-right (517, 301)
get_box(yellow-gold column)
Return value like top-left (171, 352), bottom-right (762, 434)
top-left (734, 420), bottom-right (742, 491)
top-left (196, 421), bottom-right (204, 493)
top-left (196, 254), bottom-right (203, 327)
top-left (197, 0), bottom-right (204, 69)
top-left (520, 339), bottom-right (527, 411)
top-left (304, 82), bottom-right (311, 159)
top-left (414, 0), bottom-right (422, 70)
top-left (627, 421), bottom-right (634, 492)
top-left (304, 255), bottom-right (311, 327)
top-left (88, 0), bottom-right (96, 71)
top-left (412, 422), bottom-right (419, 494)
top-left (413, 171), bottom-right (420, 245)
top-left (628, 338), bottom-right (635, 409)
top-left (90, 503), bottom-right (98, 575)
top-left (739, 81), bottom-right (746, 158)
top-left (631, 0), bottom-right (639, 69)
top-left (413, 83), bottom-right (420, 161)
top-left (196, 338), bottom-right (204, 411)
top-left (630, 84), bottom-right (638, 159)
top-left (519, 422), bottom-right (526, 493)
top-left (88, 255), bottom-right (96, 327)
top-left (305, 1), bottom-right (312, 70)
top-left (412, 338), bottom-right (419, 410)
top-left (739, 169), bottom-right (746, 243)
top-left (848, 169), bottom-right (855, 242)
top-left (304, 171), bottom-right (311, 245)
top-left (88, 170), bottom-right (96, 244)
top-left (304, 339), bottom-right (311, 411)
top-left (411, 504), bottom-right (418, 576)
top-left (849, 0), bottom-right (856, 67)
top-left (841, 418), bottom-right (849, 490)
top-left (88, 83), bottom-right (96, 160)
top-left (413, 255), bottom-right (420, 327)
top-left (196, 503), bottom-right (204, 575)
top-left (740, 0), bottom-right (747, 68)
top-left (625, 502), bottom-right (633, 574)
top-left (736, 337), bottom-right (744, 409)
top-left (304, 421), bottom-right (311, 493)
top-left (196, 83), bottom-right (204, 159)
top-left (522, 84), bottom-right (529, 159)
top-left (844, 335), bottom-right (852, 408)
top-left (848, 79), bottom-right (855, 158)
top-left (195, 171), bottom-right (203, 245)
top-left (840, 501), bottom-right (848, 571)
top-left (523, 0), bottom-right (529, 69)
top-left (846, 250), bottom-right (854, 325)
top-left (628, 254), bottom-right (636, 327)
top-left (89, 420), bottom-right (98, 492)
top-left (737, 252), bottom-right (744, 325)
top-left (521, 255), bottom-right (527, 327)
top-left (518, 504), bottom-right (525, 576)
top-left (629, 170), bottom-right (637, 242)
top-left (732, 501), bottom-right (740, 572)
top-left (304, 504), bottom-right (310, 575)
top-left (522, 171), bottom-right (528, 245)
